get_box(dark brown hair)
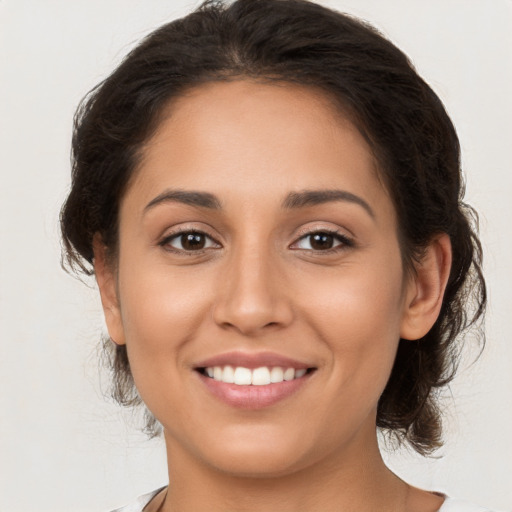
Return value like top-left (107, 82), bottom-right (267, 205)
top-left (60, 0), bottom-right (486, 455)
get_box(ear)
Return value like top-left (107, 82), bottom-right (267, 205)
top-left (93, 234), bottom-right (126, 346)
top-left (400, 234), bottom-right (452, 341)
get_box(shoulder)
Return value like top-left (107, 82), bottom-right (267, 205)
top-left (108, 487), bottom-right (165, 512)
top-left (439, 496), bottom-right (502, 512)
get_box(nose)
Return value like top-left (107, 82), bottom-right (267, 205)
top-left (212, 246), bottom-right (294, 336)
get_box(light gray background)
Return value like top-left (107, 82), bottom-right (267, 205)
top-left (1, 1), bottom-right (511, 510)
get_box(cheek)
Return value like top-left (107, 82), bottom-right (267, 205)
top-left (301, 259), bottom-right (405, 336)
top-left (116, 261), bottom-right (212, 382)
top-left (298, 259), bottom-right (406, 393)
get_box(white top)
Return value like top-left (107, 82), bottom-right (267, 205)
top-left (109, 489), bottom-right (499, 512)
top-left (110, 488), bottom-right (163, 512)
top-left (440, 497), bottom-right (495, 511)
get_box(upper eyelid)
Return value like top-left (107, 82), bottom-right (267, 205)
top-left (159, 224), bottom-right (220, 240)
top-left (158, 229), bottom-right (222, 251)
top-left (301, 229), bottom-right (347, 239)
top-left (292, 220), bottom-right (354, 238)
top-left (292, 226), bottom-right (353, 242)
top-left (289, 228), bottom-right (355, 251)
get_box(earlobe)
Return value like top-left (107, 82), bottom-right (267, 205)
top-left (400, 234), bottom-right (452, 341)
top-left (92, 234), bottom-right (126, 346)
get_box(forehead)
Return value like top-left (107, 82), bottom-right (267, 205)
top-left (126, 80), bottom-right (393, 219)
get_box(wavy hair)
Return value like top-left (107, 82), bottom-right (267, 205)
top-left (61, 0), bottom-right (486, 454)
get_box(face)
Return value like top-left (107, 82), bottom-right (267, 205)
top-left (98, 80), bottom-right (423, 477)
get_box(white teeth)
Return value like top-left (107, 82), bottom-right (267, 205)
top-left (252, 367), bottom-right (271, 386)
top-left (284, 367), bottom-right (295, 381)
top-left (270, 367), bottom-right (284, 383)
top-left (222, 365), bottom-right (235, 383)
top-left (233, 367), bottom-right (252, 385)
top-left (204, 365), bottom-right (309, 385)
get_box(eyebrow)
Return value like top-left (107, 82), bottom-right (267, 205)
top-left (144, 188), bottom-right (374, 219)
top-left (282, 189), bottom-right (375, 219)
top-left (144, 189), bottom-right (222, 212)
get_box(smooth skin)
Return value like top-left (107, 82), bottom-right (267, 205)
top-left (94, 81), bottom-right (451, 512)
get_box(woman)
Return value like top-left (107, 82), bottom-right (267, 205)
top-left (60, 0), bottom-right (492, 510)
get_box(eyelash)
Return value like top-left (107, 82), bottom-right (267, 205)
top-left (158, 228), bottom-right (354, 255)
top-left (289, 229), bottom-right (354, 254)
top-left (159, 229), bottom-right (220, 254)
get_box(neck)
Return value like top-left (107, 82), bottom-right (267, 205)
top-left (160, 424), bottom-right (410, 512)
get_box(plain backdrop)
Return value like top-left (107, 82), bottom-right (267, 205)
top-left (1, 1), bottom-right (511, 511)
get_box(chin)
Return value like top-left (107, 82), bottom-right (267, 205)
top-left (191, 427), bottom-right (316, 478)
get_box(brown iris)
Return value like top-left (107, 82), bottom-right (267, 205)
top-left (309, 233), bottom-right (335, 250)
top-left (180, 233), bottom-right (206, 250)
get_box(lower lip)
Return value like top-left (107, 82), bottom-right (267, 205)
top-left (198, 372), bottom-right (312, 409)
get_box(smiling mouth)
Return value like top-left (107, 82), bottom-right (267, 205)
top-left (197, 366), bottom-right (316, 386)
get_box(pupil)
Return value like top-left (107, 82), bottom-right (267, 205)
top-left (182, 233), bottom-right (205, 250)
top-left (311, 233), bottom-right (333, 250)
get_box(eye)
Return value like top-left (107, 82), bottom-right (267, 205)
top-left (292, 231), bottom-right (352, 251)
top-left (161, 231), bottom-right (219, 252)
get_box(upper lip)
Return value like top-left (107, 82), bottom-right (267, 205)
top-left (194, 351), bottom-right (314, 370)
